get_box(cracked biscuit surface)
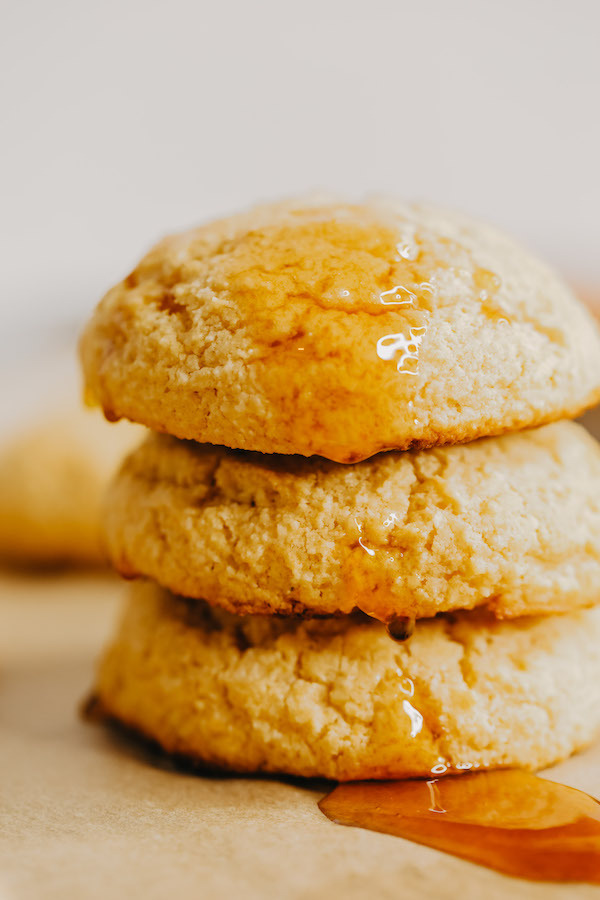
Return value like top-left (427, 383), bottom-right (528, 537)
top-left (103, 421), bottom-right (600, 621)
top-left (79, 198), bottom-right (600, 462)
top-left (91, 580), bottom-right (600, 780)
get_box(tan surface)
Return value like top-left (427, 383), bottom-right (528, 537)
top-left (2, 571), bottom-right (600, 899)
top-left (80, 198), bottom-right (600, 462)
top-left (95, 580), bottom-right (600, 780)
top-left (105, 421), bottom-right (600, 621)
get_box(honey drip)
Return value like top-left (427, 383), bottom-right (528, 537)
top-left (473, 267), bottom-right (510, 324)
top-left (342, 546), bottom-right (397, 625)
top-left (319, 770), bottom-right (600, 884)
top-left (386, 616), bottom-right (415, 642)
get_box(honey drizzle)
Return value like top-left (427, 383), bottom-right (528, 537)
top-left (385, 616), bottom-right (415, 642)
top-left (319, 770), bottom-right (600, 884)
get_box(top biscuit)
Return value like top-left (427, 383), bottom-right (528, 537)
top-left (80, 198), bottom-right (600, 462)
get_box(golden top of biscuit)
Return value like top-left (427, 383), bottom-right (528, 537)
top-left (80, 198), bottom-right (600, 461)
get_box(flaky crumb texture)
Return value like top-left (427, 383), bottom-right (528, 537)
top-left (104, 421), bottom-right (600, 620)
top-left (92, 581), bottom-right (600, 780)
top-left (80, 198), bottom-right (600, 461)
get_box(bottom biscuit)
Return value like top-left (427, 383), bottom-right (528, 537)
top-left (91, 581), bottom-right (600, 781)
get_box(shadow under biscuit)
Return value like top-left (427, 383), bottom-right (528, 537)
top-left (81, 692), bottom-right (333, 793)
top-left (580, 405), bottom-right (600, 440)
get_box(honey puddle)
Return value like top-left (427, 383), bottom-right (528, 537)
top-left (319, 770), bottom-right (600, 883)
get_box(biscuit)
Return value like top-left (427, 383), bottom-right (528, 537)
top-left (103, 421), bottom-right (600, 621)
top-left (0, 409), bottom-right (143, 566)
top-left (79, 198), bottom-right (600, 462)
top-left (91, 580), bottom-right (600, 780)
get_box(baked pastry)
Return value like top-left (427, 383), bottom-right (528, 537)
top-left (90, 580), bottom-right (600, 780)
top-left (103, 421), bottom-right (600, 621)
top-left (81, 197), bottom-right (600, 785)
top-left (79, 198), bottom-right (600, 462)
top-left (0, 409), bottom-right (143, 566)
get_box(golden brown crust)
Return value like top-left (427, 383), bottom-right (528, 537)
top-left (92, 581), bottom-right (600, 780)
top-left (103, 421), bottom-right (600, 621)
top-left (80, 198), bottom-right (600, 461)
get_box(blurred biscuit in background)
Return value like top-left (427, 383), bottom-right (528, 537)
top-left (0, 408), bottom-right (142, 567)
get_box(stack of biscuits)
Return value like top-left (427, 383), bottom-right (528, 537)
top-left (80, 199), bottom-right (600, 780)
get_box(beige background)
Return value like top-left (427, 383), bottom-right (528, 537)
top-left (1, 0), bottom-right (600, 362)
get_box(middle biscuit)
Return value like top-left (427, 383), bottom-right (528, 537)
top-left (104, 420), bottom-right (600, 623)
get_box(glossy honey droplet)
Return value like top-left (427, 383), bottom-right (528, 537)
top-left (318, 770), bottom-right (600, 884)
top-left (342, 548), bottom-right (396, 623)
top-left (386, 615), bottom-right (415, 642)
top-left (376, 326), bottom-right (428, 375)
